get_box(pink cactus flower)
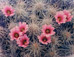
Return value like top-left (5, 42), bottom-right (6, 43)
top-left (38, 33), bottom-right (51, 45)
top-left (9, 26), bottom-right (21, 41)
top-left (19, 22), bottom-right (28, 34)
top-left (17, 34), bottom-right (29, 48)
top-left (55, 11), bottom-right (66, 25)
top-left (63, 10), bottom-right (73, 22)
top-left (42, 24), bottom-right (55, 36)
top-left (2, 6), bottom-right (15, 17)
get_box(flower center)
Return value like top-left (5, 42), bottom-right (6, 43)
top-left (42, 37), bottom-right (47, 42)
top-left (7, 10), bottom-right (11, 14)
top-left (58, 17), bottom-right (61, 21)
top-left (66, 17), bottom-right (68, 20)
top-left (23, 40), bottom-right (27, 44)
top-left (14, 33), bottom-right (19, 38)
top-left (20, 28), bottom-right (25, 32)
top-left (45, 29), bottom-right (51, 34)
